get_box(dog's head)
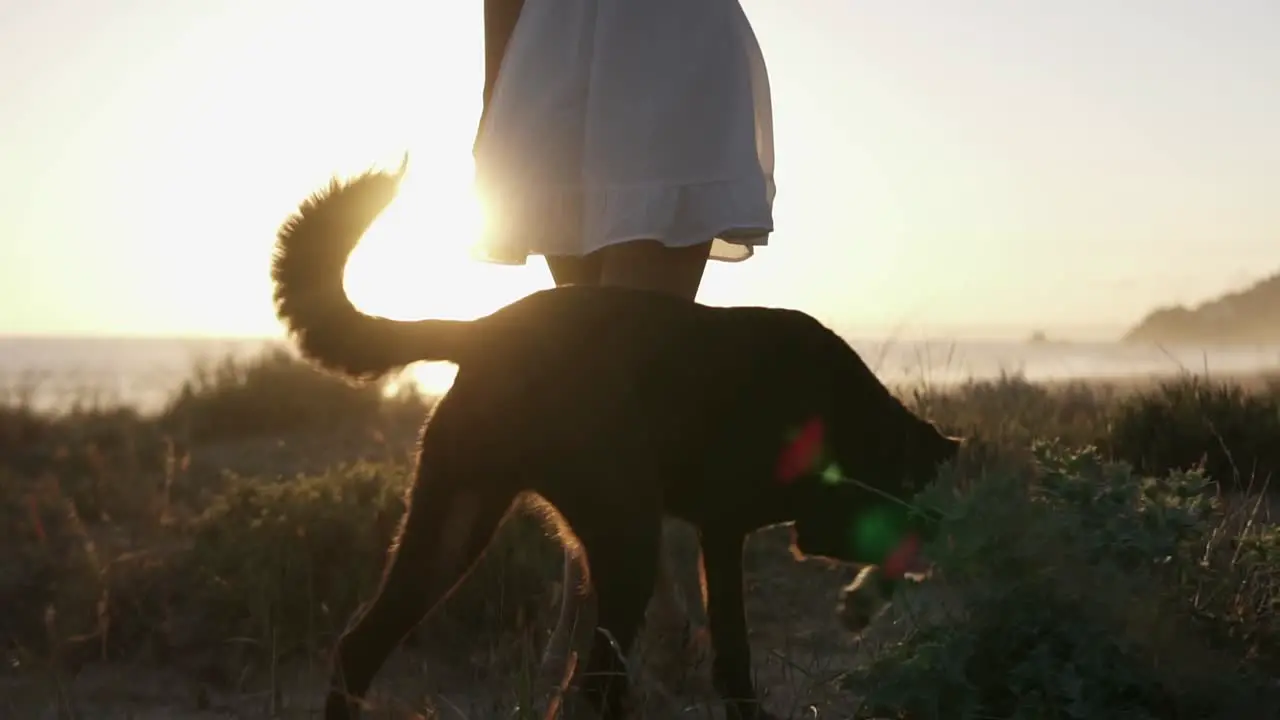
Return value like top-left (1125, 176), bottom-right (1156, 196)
top-left (779, 320), bottom-right (961, 563)
top-left (788, 420), bottom-right (957, 563)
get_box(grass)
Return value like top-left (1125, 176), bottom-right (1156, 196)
top-left (3, 349), bottom-right (1280, 718)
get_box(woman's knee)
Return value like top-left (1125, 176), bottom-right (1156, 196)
top-left (546, 254), bottom-right (603, 287)
top-left (598, 239), bottom-right (712, 301)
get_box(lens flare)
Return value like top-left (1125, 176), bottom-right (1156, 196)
top-left (776, 417), bottom-right (825, 483)
top-left (778, 416), bottom-right (932, 578)
top-left (851, 505), bottom-right (901, 562)
top-left (881, 533), bottom-right (922, 578)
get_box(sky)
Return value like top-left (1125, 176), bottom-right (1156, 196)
top-left (1, 0), bottom-right (1277, 341)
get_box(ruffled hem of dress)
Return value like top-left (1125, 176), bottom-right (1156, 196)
top-left (471, 174), bottom-right (775, 266)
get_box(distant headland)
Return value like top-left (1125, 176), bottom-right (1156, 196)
top-left (1123, 271), bottom-right (1280, 345)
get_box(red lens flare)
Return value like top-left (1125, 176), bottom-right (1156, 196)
top-left (880, 533), bottom-right (922, 579)
top-left (777, 417), bottom-right (825, 484)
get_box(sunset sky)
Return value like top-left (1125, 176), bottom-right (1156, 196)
top-left (2, 0), bottom-right (1277, 340)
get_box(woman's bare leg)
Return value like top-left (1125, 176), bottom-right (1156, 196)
top-left (598, 240), bottom-right (712, 301)
top-left (541, 240), bottom-right (716, 703)
top-left (545, 255), bottom-right (604, 287)
top-left (538, 254), bottom-right (609, 713)
top-left (598, 239), bottom-right (714, 689)
top-left (547, 238), bottom-right (711, 295)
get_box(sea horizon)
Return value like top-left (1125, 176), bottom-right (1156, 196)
top-left (4, 332), bottom-right (1279, 414)
top-left (0, 318), bottom-right (1135, 344)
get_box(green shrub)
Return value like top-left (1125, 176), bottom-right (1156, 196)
top-left (179, 463), bottom-right (409, 655)
top-left (176, 463), bottom-right (562, 660)
top-left (844, 443), bottom-right (1280, 719)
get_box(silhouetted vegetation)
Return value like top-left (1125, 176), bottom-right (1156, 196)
top-left (1124, 270), bottom-right (1280, 344)
top-left (4, 351), bottom-right (1280, 717)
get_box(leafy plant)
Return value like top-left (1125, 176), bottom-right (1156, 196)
top-left (844, 443), bottom-right (1280, 720)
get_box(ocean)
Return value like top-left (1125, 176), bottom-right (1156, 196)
top-left (2, 335), bottom-right (1279, 413)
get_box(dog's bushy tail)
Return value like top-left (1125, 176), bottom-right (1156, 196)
top-left (271, 154), bottom-right (471, 382)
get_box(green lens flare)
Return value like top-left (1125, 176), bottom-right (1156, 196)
top-left (809, 457), bottom-right (937, 565)
top-left (848, 506), bottom-right (907, 564)
top-left (820, 461), bottom-right (844, 485)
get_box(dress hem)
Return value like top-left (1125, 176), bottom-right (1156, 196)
top-left (470, 230), bottom-right (771, 266)
top-left (473, 173), bottom-right (775, 266)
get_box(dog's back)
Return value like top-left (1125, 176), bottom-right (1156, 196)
top-left (433, 286), bottom-right (828, 518)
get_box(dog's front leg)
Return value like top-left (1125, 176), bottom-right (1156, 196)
top-left (700, 529), bottom-right (777, 720)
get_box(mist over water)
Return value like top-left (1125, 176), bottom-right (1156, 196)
top-left (2, 336), bottom-right (1279, 413)
top-left (847, 338), bottom-right (1280, 386)
top-left (0, 337), bottom-right (280, 412)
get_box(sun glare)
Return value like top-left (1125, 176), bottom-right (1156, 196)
top-left (342, 155), bottom-right (549, 396)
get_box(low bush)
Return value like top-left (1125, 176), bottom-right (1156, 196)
top-left (845, 443), bottom-right (1280, 720)
top-left (159, 347), bottom-right (427, 442)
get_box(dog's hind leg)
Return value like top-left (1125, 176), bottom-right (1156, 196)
top-left (644, 520), bottom-right (708, 691)
top-left (324, 454), bottom-right (516, 720)
top-left (539, 544), bottom-right (598, 719)
top-left (543, 550), bottom-right (592, 672)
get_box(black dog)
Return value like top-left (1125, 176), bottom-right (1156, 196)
top-left (271, 158), bottom-right (961, 720)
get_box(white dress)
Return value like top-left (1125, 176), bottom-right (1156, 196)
top-left (472, 0), bottom-right (775, 265)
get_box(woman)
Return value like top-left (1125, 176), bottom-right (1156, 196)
top-left (475, 0), bottom-right (775, 279)
top-left (476, 0), bottom-right (776, 695)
